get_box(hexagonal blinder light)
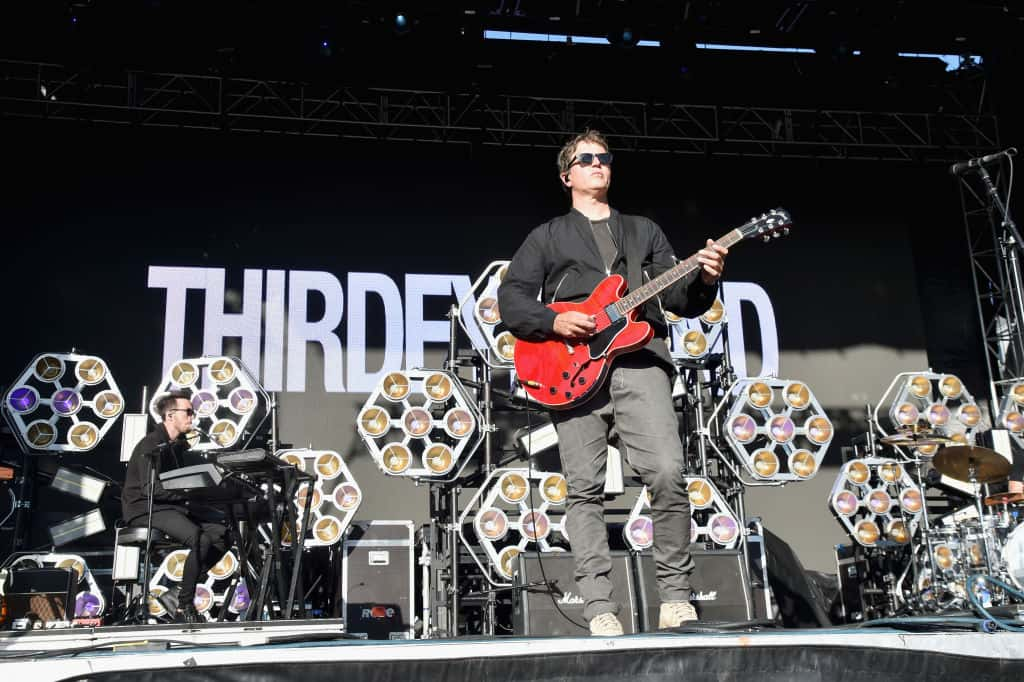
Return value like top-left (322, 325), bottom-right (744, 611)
top-left (3, 352), bottom-right (125, 453)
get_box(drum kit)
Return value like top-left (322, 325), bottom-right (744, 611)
top-left (877, 428), bottom-right (1024, 610)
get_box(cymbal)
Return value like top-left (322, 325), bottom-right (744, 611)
top-left (932, 445), bottom-right (1011, 484)
top-left (984, 492), bottom-right (1024, 506)
top-left (880, 432), bottom-right (956, 447)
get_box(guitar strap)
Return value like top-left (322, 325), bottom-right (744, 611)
top-left (619, 213), bottom-right (643, 296)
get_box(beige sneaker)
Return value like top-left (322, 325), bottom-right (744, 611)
top-left (588, 612), bottom-right (625, 636)
top-left (658, 600), bottom-right (698, 628)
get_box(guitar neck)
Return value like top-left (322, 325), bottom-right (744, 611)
top-left (614, 228), bottom-right (744, 315)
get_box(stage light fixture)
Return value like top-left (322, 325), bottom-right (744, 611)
top-left (666, 296), bottom-right (726, 363)
top-left (458, 467), bottom-right (568, 584)
top-left (356, 369), bottom-right (483, 481)
top-left (828, 457), bottom-right (923, 547)
top-left (48, 508), bottom-right (106, 546)
top-left (402, 407), bottom-right (434, 438)
top-left (50, 466), bottom-right (107, 504)
top-left (717, 377), bottom-right (832, 481)
top-left (516, 422), bottom-right (560, 455)
top-left (149, 356), bottom-right (269, 452)
top-left (934, 544), bottom-right (955, 570)
top-left (424, 444), bottom-right (455, 475)
top-left (997, 380), bottom-right (1024, 449)
top-left (458, 260), bottom-right (518, 367)
top-left (148, 548), bottom-right (245, 621)
top-left (624, 478), bottom-right (741, 551)
top-left (514, 422), bottom-right (626, 494)
top-left (3, 352), bottom-right (124, 453)
top-left (275, 448), bottom-right (362, 548)
top-left (878, 371), bottom-right (984, 457)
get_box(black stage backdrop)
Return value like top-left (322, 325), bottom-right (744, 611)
top-left (0, 121), bottom-right (983, 571)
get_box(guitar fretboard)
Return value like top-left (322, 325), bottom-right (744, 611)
top-left (613, 228), bottom-right (744, 315)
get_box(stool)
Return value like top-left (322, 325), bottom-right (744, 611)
top-left (112, 524), bottom-right (181, 622)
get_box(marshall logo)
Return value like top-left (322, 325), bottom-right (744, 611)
top-left (691, 591), bottom-right (719, 602)
top-left (361, 605), bottom-right (396, 620)
top-left (556, 591), bottom-right (585, 606)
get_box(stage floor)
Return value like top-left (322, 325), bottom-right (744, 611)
top-left (2, 619), bottom-right (1024, 682)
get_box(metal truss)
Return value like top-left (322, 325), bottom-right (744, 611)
top-left (0, 58), bottom-right (1000, 163)
top-left (962, 165), bottom-right (1024, 408)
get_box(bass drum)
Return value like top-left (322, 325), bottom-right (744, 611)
top-left (1000, 522), bottom-right (1024, 589)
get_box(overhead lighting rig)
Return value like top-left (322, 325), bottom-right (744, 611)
top-left (458, 467), bottom-right (569, 584)
top-left (3, 352), bottom-right (124, 453)
top-left (149, 356), bottom-right (269, 451)
top-left (356, 369), bottom-right (483, 481)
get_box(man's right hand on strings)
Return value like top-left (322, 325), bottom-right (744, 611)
top-left (553, 311), bottom-right (597, 339)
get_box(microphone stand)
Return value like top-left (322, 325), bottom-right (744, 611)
top-left (976, 165), bottom-right (1022, 251)
top-left (135, 440), bottom-right (171, 624)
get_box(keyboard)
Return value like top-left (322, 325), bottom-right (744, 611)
top-left (160, 463), bottom-right (223, 490)
top-left (215, 448), bottom-right (306, 480)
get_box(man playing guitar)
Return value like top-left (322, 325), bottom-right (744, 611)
top-left (498, 130), bottom-right (728, 636)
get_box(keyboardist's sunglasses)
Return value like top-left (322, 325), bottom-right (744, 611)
top-left (568, 152), bottom-right (613, 169)
top-left (168, 408), bottom-right (195, 416)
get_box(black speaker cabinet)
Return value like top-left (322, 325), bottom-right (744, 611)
top-left (635, 536), bottom-right (771, 629)
top-left (513, 551), bottom-right (638, 636)
top-left (342, 520), bottom-right (416, 640)
top-left (4, 567), bottom-right (76, 624)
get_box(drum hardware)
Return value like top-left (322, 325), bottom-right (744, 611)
top-left (862, 407), bottom-right (945, 610)
top-left (932, 445), bottom-right (1010, 583)
top-left (984, 492), bottom-right (1023, 532)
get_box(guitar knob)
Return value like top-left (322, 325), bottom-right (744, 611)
top-left (562, 371), bottom-right (570, 380)
top-left (564, 391), bottom-right (572, 400)
top-left (578, 377), bottom-right (586, 385)
top-left (549, 387), bottom-right (557, 395)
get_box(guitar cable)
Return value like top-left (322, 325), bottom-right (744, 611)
top-left (519, 382), bottom-right (589, 632)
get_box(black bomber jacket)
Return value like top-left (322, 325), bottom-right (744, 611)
top-left (498, 207), bottom-right (717, 370)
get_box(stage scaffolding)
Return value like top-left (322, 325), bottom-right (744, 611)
top-left (961, 160), bottom-right (1024, 414)
top-left (0, 58), bottom-right (1000, 163)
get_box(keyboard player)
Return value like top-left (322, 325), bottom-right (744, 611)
top-left (122, 390), bottom-right (228, 624)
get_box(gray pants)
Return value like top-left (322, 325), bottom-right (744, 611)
top-left (552, 356), bottom-right (694, 622)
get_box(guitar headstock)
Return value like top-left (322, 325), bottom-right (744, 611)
top-left (739, 208), bottom-right (792, 242)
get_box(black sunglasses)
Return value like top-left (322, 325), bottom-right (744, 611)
top-left (569, 152), bottom-right (613, 169)
top-left (168, 408), bottom-right (195, 417)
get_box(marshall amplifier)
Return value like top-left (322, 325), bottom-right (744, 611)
top-left (342, 520), bottom-right (415, 640)
top-left (3, 567), bottom-right (76, 625)
top-left (513, 551), bottom-right (638, 636)
top-left (635, 535), bottom-right (771, 630)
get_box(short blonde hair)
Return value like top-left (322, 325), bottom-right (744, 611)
top-left (557, 130), bottom-right (610, 176)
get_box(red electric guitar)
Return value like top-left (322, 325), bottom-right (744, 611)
top-left (513, 209), bottom-right (792, 409)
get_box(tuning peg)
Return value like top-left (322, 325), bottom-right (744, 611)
top-left (763, 234), bottom-right (771, 242)
top-left (783, 227), bottom-right (790, 235)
